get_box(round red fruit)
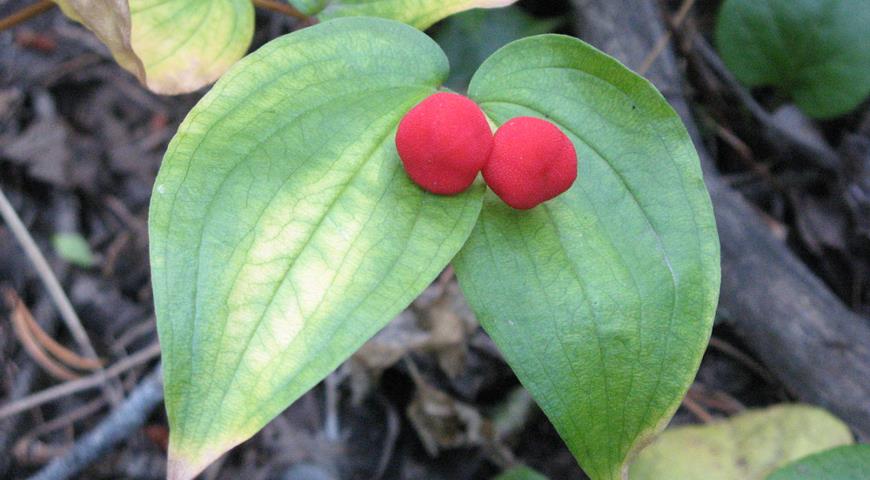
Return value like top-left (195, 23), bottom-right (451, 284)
top-left (483, 117), bottom-right (578, 210)
top-left (395, 92), bottom-right (493, 195)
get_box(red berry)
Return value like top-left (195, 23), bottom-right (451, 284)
top-left (483, 117), bottom-right (578, 210)
top-left (396, 92), bottom-right (493, 195)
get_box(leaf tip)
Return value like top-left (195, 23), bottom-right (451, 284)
top-left (166, 456), bottom-right (202, 480)
top-left (166, 442), bottom-right (222, 480)
top-left (166, 429), bottom-right (247, 480)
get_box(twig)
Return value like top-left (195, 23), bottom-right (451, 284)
top-left (14, 397), bottom-right (108, 464)
top-left (0, 0), bottom-right (55, 32)
top-left (712, 122), bottom-right (754, 164)
top-left (101, 232), bottom-right (130, 278)
top-left (700, 113), bottom-right (788, 195)
top-left (0, 186), bottom-right (123, 404)
top-left (27, 367), bottom-right (163, 480)
top-left (0, 342), bottom-right (161, 420)
top-left (102, 196), bottom-right (146, 240)
top-left (112, 316), bottom-right (156, 354)
top-left (689, 383), bottom-right (745, 414)
top-left (5, 288), bottom-right (80, 381)
top-left (681, 391), bottom-right (715, 424)
top-left (0, 186), bottom-right (100, 364)
top-left (6, 287), bottom-right (103, 371)
top-left (638, 0), bottom-right (696, 75)
top-left (251, 0), bottom-right (308, 20)
top-left (24, 305), bottom-right (103, 371)
top-left (0, 362), bottom-right (37, 476)
top-left (373, 395), bottom-right (399, 480)
top-left (691, 35), bottom-right (840, 171)
top-left (708, 336), bottom-right (777, 385)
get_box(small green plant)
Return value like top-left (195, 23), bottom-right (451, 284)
top-left (715, 0), bottom-right (870, 118)
top-left (51, 232), bottom-right (96, 268)
top-left (148, 14), bottom-right (720, 480)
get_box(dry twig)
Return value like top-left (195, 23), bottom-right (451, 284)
top-left (0, 187), bottom-right (101, 365)
top-left (5, 288), bottom-right (79, 381)
top-left (0, 362), bottom-right (37, 475)
top-left (6, 288), bottom-right (103, 372)
top-left (14, 397), bottom-right (108, 464)
top-left (0, 0), bottom-right (55, 32)
top-left (28, 367), bottom-right (163, 480)
top-left (681, 393), bottom-right (715, 424)
top-left (0, 342), bottom-right (160, 420)
top-left (638, 0), bottom-right (696, 75)
top-left (708, 336), bottom-right (777, 385)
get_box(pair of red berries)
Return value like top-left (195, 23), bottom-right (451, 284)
top-left (396, 92), bottom-right (577, 210)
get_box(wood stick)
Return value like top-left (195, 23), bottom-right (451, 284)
top-left (0, 342), bottom-right (160, 420)
top-left (27, 367), bottom-right (163, 480)
top-left (0, 362), bottom-right (37, 476)
top-left (637, 0), bottom-right (696, 75)
top-left (5, 288), bottom-right (80, 381)
top-left (0, 186), bottom-right (124, 405)
top-left (0, 0), bottom-right (55, 32)
top-left (0, 187), bottom-right (101, 367)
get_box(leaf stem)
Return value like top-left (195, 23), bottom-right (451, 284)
top-left (251, 0), bottom-right (309, 21)
top-left (0, 0), bottom-right (55, 32)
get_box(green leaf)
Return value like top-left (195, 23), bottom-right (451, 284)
top-left (149, 17), bottom-right (484, 479)
top-left (715, 0), bottom-right (870, 118)
top-left (55, 0), bottom-right (146, 84)
top-left (434, 6), bottom-right (563, 90)
top-left (290, 0), bottom-right (519, 30)
top-left (494, 466), bottom-right (550, 480)
top-left (129, 0), bottom-right (254, 94)
top-left (453, 35), bottom-right (720, 480)
top-left (52, 233), bottom-right (96, 268)
top-left (290, 0), bottom-right (329, 15)
top-left (630, 405), bottom-right (855, 480)
top-left (767, 444), bottom-right (870, 480)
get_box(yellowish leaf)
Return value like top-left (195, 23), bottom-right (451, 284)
top-left (54, 0), bottom-right (146, 84)
top-left (630, 405), bottom-right (854, 480)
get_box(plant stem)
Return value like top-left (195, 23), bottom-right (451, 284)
top-left (0, 0), bottom-right (55, 32)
